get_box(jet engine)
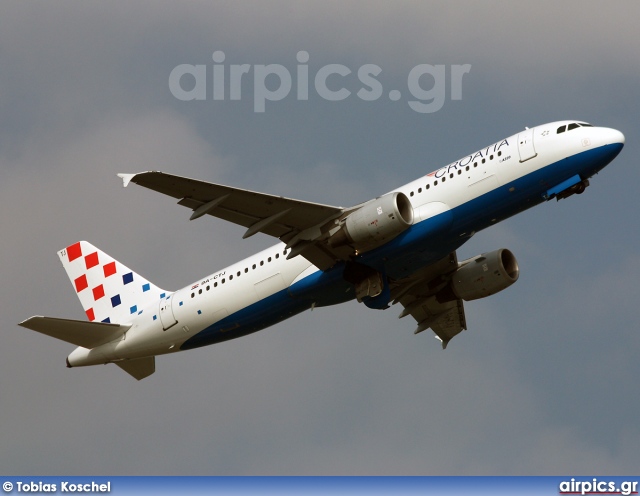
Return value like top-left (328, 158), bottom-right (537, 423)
top-left (437, 249), bottom-right (519, 302)
top-left (329, 192), bottom-right (414, 252)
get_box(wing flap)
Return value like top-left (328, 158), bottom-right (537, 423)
top-left (391, 252), bottom-right (467, 349)
top-left (429, 299), bottom-right (467, 349)
top-left (19, 316), bottom-right (130, 349)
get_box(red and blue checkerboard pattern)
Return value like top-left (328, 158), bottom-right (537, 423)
top-left (59, 241), bottom-right (166, 324)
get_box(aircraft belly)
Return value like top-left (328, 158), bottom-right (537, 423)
top-left (180, 288), bottom-right (311, 350)
top-left (288, 262), bottom-right (352, 304)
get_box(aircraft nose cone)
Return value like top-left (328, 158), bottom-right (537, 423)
top-left (602, 127), bottom-right (625, 146)
top-left (597, 128), bottom-right (625, 165)
top-left (614, 129), bottom-right (625, 146)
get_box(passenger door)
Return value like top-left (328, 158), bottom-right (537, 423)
top-left (159, 294), bottom-right (178, 330)
top-left (517, 128), bottom-right (537, 162)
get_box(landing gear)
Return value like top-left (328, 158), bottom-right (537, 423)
top-left (556, 178), bottom-right (589, 201)
top-left (343, 261), bottom-right (390, 309)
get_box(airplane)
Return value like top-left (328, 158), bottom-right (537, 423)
top-left (19, 120), bottom-right (625, 380)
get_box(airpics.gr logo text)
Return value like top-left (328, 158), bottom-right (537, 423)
top-left (559, 478), bottom-right (638, 496)
top-left (169, 51), bottom-right (471, 113)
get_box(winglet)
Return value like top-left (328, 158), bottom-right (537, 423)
top-left (117, 173), bottom-right (137, 188)
top-left (434, 334), bottom-right (450, 350)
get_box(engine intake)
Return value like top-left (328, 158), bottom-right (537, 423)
top-left (438, 248), bottom-right (519, 302)
top-left (329, 192), bottom-right (414, 252)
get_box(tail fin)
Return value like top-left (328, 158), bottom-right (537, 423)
top-left (59, 241), bottom-right (167, 324)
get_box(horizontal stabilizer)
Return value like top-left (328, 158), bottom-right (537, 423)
top-left (115, 356), bottom-right (155, 380)
top-left (19, 316), bottom-right (130, 349)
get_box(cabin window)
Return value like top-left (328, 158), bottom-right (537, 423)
top-left (237, 271), bottom-right (241, 276)
top-left (198, 289), bottom-right (202, 294)
top-left (434, 180), bottom-right (438, 186)
top-left (191, 293), bottom-right (194, 298)
top-left (245, 268), bottom-right (248, 273)
top-left (222, 278), bottom-right (225, 284)
top-left (229, 275), bottom-right (233, 280)
top-left (482, 158), bottom-right (486, 164)
top-left (275, 253), bottom-right (279, 259)
top-left (426, 184), bottom-right (430, 190)
top-left (490, 155), bottom-right (494, 160)
top-left (252, 264), bottom-right (256, 270)
top-left (418, 187), bottom-right (422, 193)
top-left (260, 261), bottom-right (264, 266)
top-left (498, 151), bottom-right (502, 157)
top-left (458, 170), bottom-right (462, 175)
top-left (206, 285), bottom-right (210, 291)
top-left (214, 282), bottom-right (218, 288)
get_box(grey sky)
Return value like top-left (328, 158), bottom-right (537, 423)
top-left (2, 1), bottom-right (639, 475)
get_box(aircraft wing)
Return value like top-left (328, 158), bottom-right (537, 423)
top-left (390, 252), bottom-right (468, 349)
top-left (118, 171), bottom-right (349, 270)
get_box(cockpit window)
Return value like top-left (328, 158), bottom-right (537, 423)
top-left (558, 122), bottom-right (593, 134)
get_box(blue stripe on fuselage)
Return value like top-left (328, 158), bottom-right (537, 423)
top-left (180, 264), bottom-right (353, 350)
top-left (180, 288), bottom-right (312, 350)
top-left (181, 142), bottom-right (622, 351)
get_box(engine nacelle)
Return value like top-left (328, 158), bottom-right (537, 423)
top-left (329, 192), bottom-right (414, 252)
top-left (438, 248), bottom-right (519, 302)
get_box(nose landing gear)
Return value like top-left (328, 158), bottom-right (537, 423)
top-left (556, 178), bottom-right (590, 200)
